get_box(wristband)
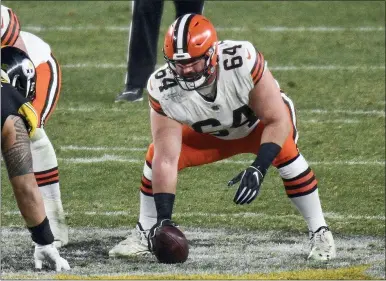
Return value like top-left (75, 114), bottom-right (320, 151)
top-left (27, 217), bottom-right (54, 245)
top-left (252, 142), bottom-right (282, 175)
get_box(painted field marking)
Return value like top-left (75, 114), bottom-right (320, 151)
top-left (271, 65), bottom-right (385, 71)
top-left (302, 119), bottom-right (360, 124)
top-left (23, 25), bottom-right (385, 33)
top-left (260, 26), bottom-right (385, 32)
top-left (1, 227), bottom-right (384, 280)
top-left (61, 145), bottom-right (147, 152)
top-left (3, 210), bottom-right (384, 221)
top-left (60, 63), bottom-right (385, 71)
top-left (54, 155), bottom-right (385, 166)
top-left (56, 107), bottom-right (386, 117)
top-left (305, 109), bottom-right (385, 116)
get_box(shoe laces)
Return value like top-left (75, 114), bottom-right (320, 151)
top-left (310, 226), bottom-right (331, 251)
top-left (135, 223), bottom-right (149, 245)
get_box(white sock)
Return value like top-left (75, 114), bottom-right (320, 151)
top-left (39, 184), bottom-right (61, 201)
top-left (44, 198), bottom-right (65, 220)
top-left (30, 128), bottom-right (62, 201)
top-left (290, 189), bottom-right (327, 232)
top-left (139, 192), bottom-right (157, 230)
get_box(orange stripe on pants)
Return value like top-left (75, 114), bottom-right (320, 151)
top-left (32, 55), bottom-right (61, 127)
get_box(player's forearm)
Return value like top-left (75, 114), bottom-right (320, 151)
top-left (260, 117), bottom-right (290, 147)
top-left (252, 119), bottom-right (290, 175)
top-left (14, 181), bottom-right (55, 245)
top-left (2, 116), bottom-right (46, 225)
top-left (11, 174), bottom-right (46, 227)
top-left (2, 116), bottom-right (53, 244)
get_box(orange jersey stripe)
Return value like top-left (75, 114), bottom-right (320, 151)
top-left (253, 53), bottom-right (265, 84)
top-left (149, 95), bottom-right (166, 116)
top-left (141, 176), bottom-right (152, 187)
top-left (37, 176), bottom-right (59, 185)
top-left (285, 179), bottom-right (318, 195)
top-left (2, 9), bottom-right (20, 46)
top-left (250, 52), bottom-right (265, 85)
top-left (284, 171), bottom-right (315, 187)
top-left (35, 170), bottom-right (59, 180)
top-left (140, 185), bottom-right (153, 195)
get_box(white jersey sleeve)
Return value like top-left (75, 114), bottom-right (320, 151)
top-left (217, 40), bottom-right (266, 105)
top-left (1, 5), bottom-right (20, 46)
top-left (19, 31), bottom-right (52, 67)
top-left (242, 41), bottom-right (266, 86)
top-left (146, 64), bottom-right (171, 117)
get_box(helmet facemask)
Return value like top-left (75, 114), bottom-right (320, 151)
top-left (164, 44), bottom-right (217, 91)
top-left (10, 73), bottom-right (36, 100)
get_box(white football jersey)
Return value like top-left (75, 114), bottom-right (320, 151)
top-left (147, 40), bottom-right (268, 140)
top-left (19, 31), bottom-right (52, 67)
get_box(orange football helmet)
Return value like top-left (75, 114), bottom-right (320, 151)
top-left (163, 14), bottom-right (218, 90)
top-left (1, 5), bottom-right (21, 46)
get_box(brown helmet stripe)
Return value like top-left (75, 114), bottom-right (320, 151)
top-left (172, 16), bottom-right (183, 54)
top-left (181, 14), bottom-right (195, 53)
top-left (174, 14), bottom-right (195, 54)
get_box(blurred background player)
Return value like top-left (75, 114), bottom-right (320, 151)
top-left (1, 5), bottom-right (68, 248)
top-left (109, 14), bottom-right (336, 261)
top-left (115, 0), bottom-right (205, 102)
top-left (1, 68), bottom-right (70, 271)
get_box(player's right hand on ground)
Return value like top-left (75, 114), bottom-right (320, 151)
top-left (34, 243), bottom-right (70, 272)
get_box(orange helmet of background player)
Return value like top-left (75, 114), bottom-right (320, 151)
top-left (1, 5), bottom-right (21, 46)
top-left (163, 14), bottom-right (218, 90)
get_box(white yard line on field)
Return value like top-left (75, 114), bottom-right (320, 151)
top-left (62, 63), bottom-right (126, 69)
top-left (23, 25), bottom-right (385, 33)
top-left (302, 119), bottom-right (360, 124)
top-left (270, 65), bottom-right (385, 71)
top-left (57, 107), bottom-right (386, 117)
top-left (60, 63), bottom-right (385, 71)
top-left (3, 210), bottom-right (384, 221)
top-left (61, 145), bottom-right (147, 151)
top-left (56, 155), bottom-right (385, 166)
top-left (260, 26), bottom-right (385, 32)
top-left (305, 109), bottom-right (385, 116)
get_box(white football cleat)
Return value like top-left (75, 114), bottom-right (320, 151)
top-left (44, 199), bottom-right (69, 248)
top-left (109, 222), bottom-right (150, 257)
top-left (308, 226), bottom-right (336, 261)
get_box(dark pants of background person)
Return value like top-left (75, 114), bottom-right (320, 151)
top-left (124, 0), bottom-right (205, 90)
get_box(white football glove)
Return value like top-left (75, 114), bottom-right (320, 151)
top-left (34, 243), bottom-right (70, 272)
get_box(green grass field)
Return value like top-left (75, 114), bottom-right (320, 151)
top-left (1, 1), bottom-right (385, 279)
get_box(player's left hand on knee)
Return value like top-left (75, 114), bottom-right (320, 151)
top-left (228, 166), bottom-right (265, 204)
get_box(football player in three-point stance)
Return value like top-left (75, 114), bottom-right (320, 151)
top-left (109, 14), bottom-right (336, 261)
top-left (1, 5), bottom-right (68, 248)
top-left (1, 69), bottom-right (70, 271)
